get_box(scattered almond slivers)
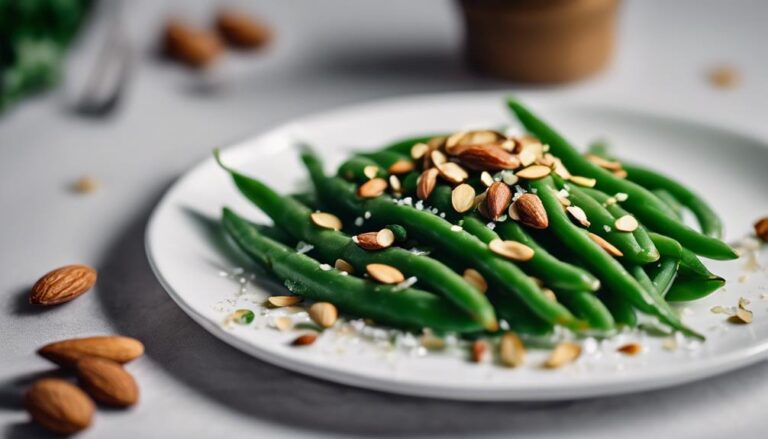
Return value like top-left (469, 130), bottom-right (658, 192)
top-left (585, 154), bottom-right (622, 171)
top-left (463, 268), bottom-right (488, 294)
top-left (363, 165), bottom-right (379, 180)
top-left (436, 162), bottom-right (468, 184)
top-left (272, 316), bottom-right (294, 331)
top-left (728, 296), bottom-right (753, 324)
top-left (355, 229), bottom-right (395, 250)
top-left (416, 168), bottom-right (439, 200)
top-left (617, 343), bottom-right (643, 356)
top-left (388, 159), bottom-right (414, 174)
top-left (334, 258), bottom-right (354, 274)
top-left (411, 142), bottom-right (429, 159)
top-left (357, 178), bottom-right (388, 198)
top-left (566, 206), bottom-right (591, 227)
top-left (512, 193), bottom-right (548, 229)
top-left (499, 332), bottom-right (525, 368)
top-left (451, 184), bottom-right (476, 213)
top-left (569, 176), bottom-right (597, 188)
top-left (366, 263), bottom-right (405, 284)
top-left (310, 212), bottom-right (342, 231)
top-left (268, 295), bottom-right (302, 308)
top-left (516, 165), bottom-right (551, 180)
top-left (588, 233), bottom-right (624, 257)
top-left (309, 302), bottom-right (338, 328)
top-left (480, 171), bottom-right (495, 187)
top-left (389, 175), bottom-right (401, 193)
top-left (488, 239), bottom-right (535, 262)
top-left (614, 215), bottom-right (639, 232)
top-left (544, 342), bottom-right (581, 368)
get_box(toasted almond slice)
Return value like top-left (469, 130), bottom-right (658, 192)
top-left (427, 136), bottom-right (447, 149)
top-left (500, 139), bottom-right (516, 152)
top-left (292, 333), bottom-right (318, 346)
top-left (536, 153), bottom-right (556, 167)
top-left (436, 162), bottom-right (468, 184)
top-left (738, 297), bottom-right (750, 309)
top-left (729, 307), bottom-right (753, 324)
top-left (543, 288), bottom-right (557, 302)
top-left (613, 169), bottom-right (628, 179)
top-left (553, 157), bottom-right (572, 179)
top-left (513, 193), bottom-right (548, 229)
top-left (518, 142), bottom-right (543, 166)
top-left (617, 343), bottom-right (643, 356)
top-left (462, 268), bottom-right (488, 293)
top-left (310, 212), bottom-right (342, 231)
top-left (570, 175), bottom-right (597, 188)
top-left (445, 131), bottom-right (469, 151)
top-left (334, 258), bottom-right (355, 274)
top-left (501, 171), bottom-right (519, 186)
top-left (366, 263), bottom-right (405, 284)
top-left (451, 184), bottom-right (476, 213)
top-left (357, 178), bottom-right (388, 198)
top-left (515, 165), bottom-right (551, 180)
top-left (507, 202), bottom-right (520, 221)
top-left (480, 171), bottom-right (495, 187)
top-left (585, 154), bottom-right (623, 171)
top-left (588, 233), bottom-right (624, 257)
top-left (309, 302), bottom-right (338, 328)
top-left (614, 215), bottom-right (639, 232)
top-left (416, 168), bottom-right (439, 200)
top-left (363, 165), bottom-right (379, 180)
top-left (471, 339), bottom-right (487, 363)
top-left (486, 182), bottom-right (512, 220)
top-left (488, 239), bottom-right (535, 261)
top-left (388, 174), bottom-right (401, 193)
top-left (473, 191), bottom-right (487, 210)
top-left (272, 316), bottom-right (294, 331)
top-left (566, 206), bottom-right (591, 227)
top-left (420, 333), bottom-right (446, 351)
top-left (499, 332), bottom-right (525, 368)
top-left (410, 142), bottom-right (429, 160)
top-left (544, 342), bottom-right (581, 368)
top-left (377, 228), bottom-right (395, 247)
top-left (388, 159), bottom-right (414, 174)
top-left (268, 295), bottom-right (302, 307)
top-left (430, 149), bottom-right (447, 166)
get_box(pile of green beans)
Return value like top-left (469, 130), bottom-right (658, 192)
top-left (215, 99), bottom-right (736, 340)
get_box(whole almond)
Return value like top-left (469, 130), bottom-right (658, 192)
top-left (24, 378), bottom-right (94, 434)
top-left (76, 357), bottom-right (139, 407)
top-left (416, 168), bottom-right (439, 200)
top-left (754, 217), bottom-right (768, 241)
top-left (30, 264), bottom-right (97, 305)
top-left (164, 19), bottom-right (222, 68)
top-left (292, 333), bottom-right (318, 346)
top-left (38, 336), bottom-right (144, 367)
top-left (457, 144), bottom-right (520, 171)
top-left (486, 182), bottom-right (512, 220)
top-left (216, 10), bottom-right (271, 49)
top-left (513, 193), bottom-right (549, 229)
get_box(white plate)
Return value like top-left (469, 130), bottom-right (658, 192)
top-left (146, 92), bottom-right (768, 401)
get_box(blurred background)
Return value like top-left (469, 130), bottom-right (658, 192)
top-left (2, 1), bottom-right (768, 438)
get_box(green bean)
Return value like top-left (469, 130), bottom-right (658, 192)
top-left (665, 277), bottom-right (725, 302)
top-left (560, 182), bottom-right (659, 264)
top-left (222, 208), bottom-right (484, 333)
top-left (385, 224), bottom-right (408, 242)
top-left (652, 189), bottom-right (684, 220)
top-left (579, 187), bottom-right (658, 259)
top-left (649, 232), bottom-right (720, 279)
top-left (507, 98), bottom-right (737, 260)
top-left (530, 177), bottom-right (702, 338)
top-left (648, 258), bottom-right (679, 297)
top-left (557, 290), bottom-right (615, 332)
top-left (623, 163), bottom-right (723, 238)
top-left (301, 149), bottom-right (586, 332)
top-left (599, 291), bottom-right (638, 327)
top-left (216, 150), bottom-right (498, 330)
top-left (337, 156), bottom-right (386, 183)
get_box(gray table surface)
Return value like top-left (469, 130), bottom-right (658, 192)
top-left (2, 0), bottom-right (767, 437)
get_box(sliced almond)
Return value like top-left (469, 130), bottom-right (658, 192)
top-left (480, 171), bottom-right (495, 187)
top-left (471, 340), bottom-right (487, 363)
top-left (569, 176), bottom-right (597, 188)
top-left (512, 193), bottom-right (548, 229)
top-left (357, 178), bottom-right (388, 198)
top-left (617, 343), bottom-right (643, 356)
top-left (456, 144), bottom-right (520, 171)
top-left (363, 165), bottom-right (379, 180)
top-left (614, 215), bottom-right (639, 232)
top-left (486, 182), bottom-right (512, 220)
top-left (463, 268), bottom-right (488, 294)
top-left (613, 169), bottom-right (628, 179)
top-left (366, 263), bottom-right (405, 284)
top-left (292, 333), bottom-right (318, 346)
top-left (488, 239), bottom-right (535, 261)
top-left (543, 288), bottom-right (558, 302)
top-left (566, 206), bottom-right (591, 227)
top-left (410, 142), bottom-right (429, 160)
top-left (430, 149), bottom-right (447, 166)
top-left (334, 259), bottom-right (355, 274)
top-left (729, 307), bottom-right (753, 324)
top-left (355, 229), bottom-right (395, 250)
top-left (309, 302), bottom-right (338, 328)
top-left (310, 212), bottom-right (342, 231)
top-left (445, 130), bottom-right (504, 154)
top-left (553, 157), bottom-right (572, 179)
top-left (388, 159), bottom-right (414, 174)
top-left (588, 233), bottom-right (624, 257)
top-left (585, 154), bottom-right (623, 171)
top-left (501, 171), bottom-right (519, 186)
top-left (536, 153), bottom-right (556, 167)
top-left (268, 295), bottom-right (302, 307)
top-left (517, 141), bottom-right (543, 166)
top-left (416, 168), bottom-right (439, 200)
top-left (420, 333), bottom-right (446, 351)
top-left (445, 131), bottom-right (469, 152)
top-left (451, 184), bottom-right (476, 213)
top-left (376, 228), bottom-right (396, 247)
top-left (515, 165), bottom-right (551, 180)
top-left (272, 316), bottom-right (294, 331)
top-left (389, 174), bottom-right (402, 193)
top-left (436, 162), bottom-right (468, 184)
top-left (544, 342), bottom-right (581, 368)
top-left (499, 332), bottom-right (525, 368)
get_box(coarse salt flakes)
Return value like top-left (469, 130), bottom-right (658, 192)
top-left (450, 225), bottom-right (463, 232)
top-left (615, 192), bottom-right (628, 202)
top-left (354, 217), bottom-right (364, 226)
